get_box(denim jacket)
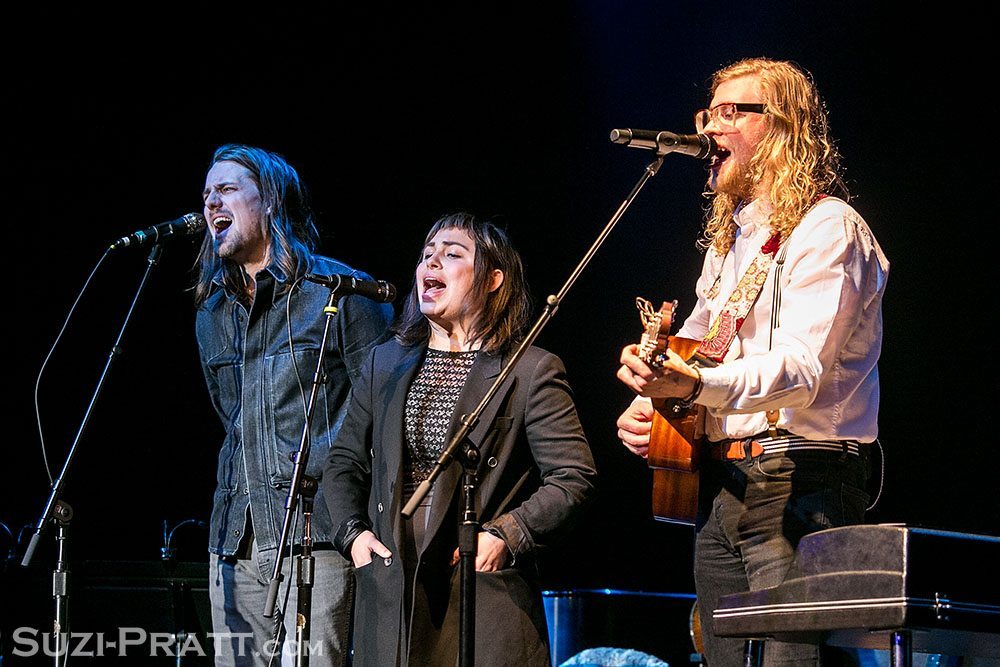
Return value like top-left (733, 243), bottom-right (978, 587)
top-left (195, 255), bottom-right (393, 576)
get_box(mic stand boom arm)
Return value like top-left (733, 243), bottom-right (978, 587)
top-left (401, 155), bottom-right (667, 667)
top-left (23, 244), bottom-right (166, 568)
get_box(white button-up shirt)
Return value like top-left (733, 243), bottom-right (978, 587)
top-left (677, 197), bottom-right (889, 442)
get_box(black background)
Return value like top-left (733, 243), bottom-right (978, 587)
top-left (5, 1), bottom-right (995, 617)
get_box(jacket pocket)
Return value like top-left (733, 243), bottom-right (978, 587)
top-left (351, 551), bottom-right (400, 666)
top-left (262, 347), bottom-right (329, 485)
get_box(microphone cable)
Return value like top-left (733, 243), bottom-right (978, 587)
top-left (33, 248), bottom-right (112, 485)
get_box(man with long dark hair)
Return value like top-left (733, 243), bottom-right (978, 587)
top-left (616, 59), bottom-right (889, 665)
top-left (195, 144), bottom-right (392, 665)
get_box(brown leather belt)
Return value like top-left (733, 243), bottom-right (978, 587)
top-left (708, 439), bottom-right (765, 461)
top-left (708, 432), bottom-right (862, 461)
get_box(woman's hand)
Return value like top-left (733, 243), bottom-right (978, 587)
top-left (350, 530), bottom-right (392, 568)
top-left (450, 531), bottom-right (510, 572)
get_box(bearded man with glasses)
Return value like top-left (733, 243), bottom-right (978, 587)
top-left (616, 58), bottom-right (890, 666)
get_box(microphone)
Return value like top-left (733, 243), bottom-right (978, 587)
top-left (610, 129), bottom-right (717, 159)
top-left (109, 213), bottom-right (207, 251)
top-left (305, 273), bottom-right (397, 303)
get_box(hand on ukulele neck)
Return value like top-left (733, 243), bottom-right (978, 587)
top-left (618, 343), bottom-right (702, 400)
top-left (621, 297), bottom-right (702, 400)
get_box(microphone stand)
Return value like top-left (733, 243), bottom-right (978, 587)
top-left (263, 285), bottom-right (342, 667)
top-left (294, 482), bottom-right (317, 667)
top-left (52, 501), bottom-right (72, 667)
top-left (21, 242), bottom-right (165, 663)
top-left (402, 154), bottom-right (668, 667)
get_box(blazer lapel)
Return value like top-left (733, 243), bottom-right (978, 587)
top-left (377, 343), bottom-right (425, 552)
top-left (419, 350), bottom-right (516, 556)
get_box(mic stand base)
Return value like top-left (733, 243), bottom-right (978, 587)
top-left (294, 486), bottom-right (316, 667)
top-left (52, 501), bottom-right (73, 667)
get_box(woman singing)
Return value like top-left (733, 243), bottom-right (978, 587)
top-left (322, 213), bottom-right (596, 666)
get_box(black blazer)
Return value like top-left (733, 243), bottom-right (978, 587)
top-left (322, 339), bottom-right (596, 666)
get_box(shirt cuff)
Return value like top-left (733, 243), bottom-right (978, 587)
top-left (694, 365), bottom-right (730, 408)
top-left (482, 515), bottom-right (525, 564)
top-left (333, 514), bottom-right (372, 559)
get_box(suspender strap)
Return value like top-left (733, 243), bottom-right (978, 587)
top-left (765, 241), bottom-right (791, 436)
top-left (769, 240), bottom-right (791, 347)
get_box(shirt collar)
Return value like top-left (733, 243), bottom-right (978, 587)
top-left (211, 262), bottom-right (292, 306)
top-left (733, 198), bottom-right (774, 238)
top-left (212, 261), bottom-right (290, 288)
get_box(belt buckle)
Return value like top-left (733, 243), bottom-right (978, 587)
top-left (724, 438), bottom-right (764, 460)
top-left (721, 441), bottom-right (742, 460)
top-left (723, 440), bottom-right (745, 460)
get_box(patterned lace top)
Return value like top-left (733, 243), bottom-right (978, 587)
top-left (403, 349), bottom-right (479, 498)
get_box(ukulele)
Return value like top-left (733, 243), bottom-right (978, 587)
top-left (635, 297), bottom-right (710, 525)
top-left (689, 600), bottom-right (705, 664)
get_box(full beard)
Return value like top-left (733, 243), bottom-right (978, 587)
top-left (709, 160), bottom-right (756, 201)
top-left (215, 236), bottom-right (237, 260)
top-left (215, 232), bottom-right (250, 265)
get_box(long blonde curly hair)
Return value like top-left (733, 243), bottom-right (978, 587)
top-left (700, 58), bottom-right (847, 255)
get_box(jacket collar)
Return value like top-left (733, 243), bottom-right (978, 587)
top-left (211, 261), bottom-right (295, 306)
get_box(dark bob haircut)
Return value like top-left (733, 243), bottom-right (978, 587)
top-left (393, 213), bottom-right (532, 354)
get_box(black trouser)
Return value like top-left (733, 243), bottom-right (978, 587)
top-left (694, 447), bottom-right (871, 666)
